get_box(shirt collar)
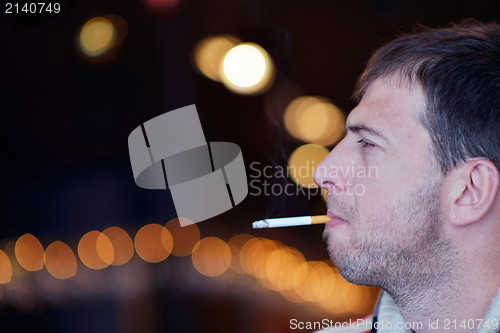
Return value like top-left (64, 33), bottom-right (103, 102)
top-left (377, 288), bottom-right (500, 333)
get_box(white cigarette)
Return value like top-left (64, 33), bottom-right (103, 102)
top-left (252, 215), bottom-right (330, 229)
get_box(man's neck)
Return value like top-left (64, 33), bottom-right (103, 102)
top-left (392, 268), bottom-right (500, 332)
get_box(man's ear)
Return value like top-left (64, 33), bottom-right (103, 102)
top-left (448, 159), bottom-right (500, 226)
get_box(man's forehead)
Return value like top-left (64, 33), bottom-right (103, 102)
top-left (346, 77), bottom-right (427, 137)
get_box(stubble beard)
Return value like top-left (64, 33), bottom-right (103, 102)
top-left (323, 175), bottom-right (459, 306)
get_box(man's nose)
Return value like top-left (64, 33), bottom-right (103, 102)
top-left (313, 140), bottom-right (351, 193)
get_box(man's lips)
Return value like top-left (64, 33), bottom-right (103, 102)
top-left (325, 211), bottom-right (348, 229)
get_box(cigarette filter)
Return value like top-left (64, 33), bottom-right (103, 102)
top-left (252, 215), bottom-right (330, 229)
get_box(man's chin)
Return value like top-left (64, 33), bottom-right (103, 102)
top-left (325, 241), bottom-right (375, 286)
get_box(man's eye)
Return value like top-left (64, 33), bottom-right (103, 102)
top-left (357, 139), bottom-right (375, 148)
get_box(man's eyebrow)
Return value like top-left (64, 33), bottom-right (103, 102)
top-left (345, 124), bottom-right (389, 143)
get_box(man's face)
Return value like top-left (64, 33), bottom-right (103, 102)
top-left (313, 77), bottom-right (454, 295)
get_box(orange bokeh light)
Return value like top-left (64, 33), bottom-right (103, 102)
top-left (192, 237), bottom-right (231, 277)
top-left (227, 234), bottom-right (254, 273)
top-left (44, 241), bottom-right (77, 279)
top-left (0, 250), bottom-right (12, 284)
top-left (284, 96), bottom-right (345, 146)
top-left (78, 231), bottom-right (114, 270)
top-left (102, 227), bottom-right (134, 265)
top-left (134, 224), bottom-right (172, 263)
top-left (15, 234), bottom-right (44, 271)
top-left (288, 143), bottom-right (330, 188)
top-left (194, 35), bottom-right (241, 82)
top-left (165, 218), bottom-right (200, 257)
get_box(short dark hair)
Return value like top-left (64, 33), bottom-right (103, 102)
top-left (354, 20), bottom-right (500, 175)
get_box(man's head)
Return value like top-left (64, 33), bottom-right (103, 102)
top-left (313, 21), bottom-right (500, 301)
top-left (356, 20), bottom-right (500, 175)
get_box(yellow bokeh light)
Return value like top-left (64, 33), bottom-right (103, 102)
top-left (293, 261), bottom-right (331, 302)
top-left (227, 234), bottom-right (254, 273)
top-left (322, 188), bottom-right (328, 202)
top-left (285, 97), bottom-right (325, 140)
top-left (220, 43), bottom-right (275, 95)
top-left (78, 231), bottom-right (114, 270)
top-left (79, 17), bottom-right (115, 57)
top-left (291, 261), bottom-right (309, 299)
top-left (165, 218), bottom-right (200, 257)
top-left (288, 144), bottom-right (330, 188)
top-left (311, 262), bottom-right (337, 302)
top-left (15, 234), bottom-right (44, 271)
top-left (194, 35), bottom-right (241, 81)
top-left (319, 291), bottom-right (345, 313)
top-left (342, 282), bottom-right (361, 312)
top-left (239, 237), bottom-right (260, 274)
top-left (350, 286), bottom-right (379, 315)
top-left (255, 240), bottom-right (284, 284)
top-left (44, 241), bottom-right (77, 279)
top-left (264, 248), bottom-right (291, 291)
top-left (284, 96), bottom-right (345, 146)
top-left (274, 247), bottom-right (306, 294)
top-left (192, 237), bottom-right (231, 277)
top-left (318, 264), bottom-right (374, 315)
top-left (243, 238), bottom-right (279, 277)
top-left (134, 224), bottom-right (172, 263)
top-left (0, 250), bottom-right (12, 284)
top-left (102, 227), bottom-right (134, 266)
top-left (299, 103), bottom-right (345, 145)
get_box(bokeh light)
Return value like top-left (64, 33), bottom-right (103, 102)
top-left (139, 0), bottom-right (185, 18)
top-left (78, 231), bottom-right (114, 270)
top-left (265, 246), bottom-right (305, 294)
top-left (79, 17), bottom-right (115, 57)
top-left (2, 225), bottom-right (376, 316)
top-left (252, 240), bottom-right (282, 281)
top-left (15, 234), bottom-right (44, 271)
top-left (134, 224), bottom-right (172, 263)
top-left (241, 238), bottom-right (279, 277)
top-left (105, 14), bottom-right (128, 48)
top-left (0, 250), bottom-right (12, 284)
top-left (342, 282), bottom-right (362, 312)
top-left (165, 218), bottom-right (200, 257)
top-left (288, 144), bottom-right (330, 188)
top-left (228, 234), bottom-right (254, 273)
top-left (292, 261), bottom-right (336, 303)
top-left (194, 35), bottom-right (241, 81)
top-left (284, 96), bottom-right (345, 145)
top-left (102, 227), bottom-right (134, 266)
top-left (322, 188), bottom-right (328, 202)
top-left (192, 237), bottom-right (231, 277)
top-left (76, 14), bottom-right (128, 65)
top-left (3, 241), bottom-right (27, 279)
top-left (220, 43), bottom-right (275, 95)
top-left (310, 261), bottom-right (336, 302)
top-left (239, 238), bottom-right (260, 274)
top-left (44, 241), bottom-right (77, 279)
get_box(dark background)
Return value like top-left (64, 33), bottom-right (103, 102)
top-left (0, 0), bottom-right (499, 332)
